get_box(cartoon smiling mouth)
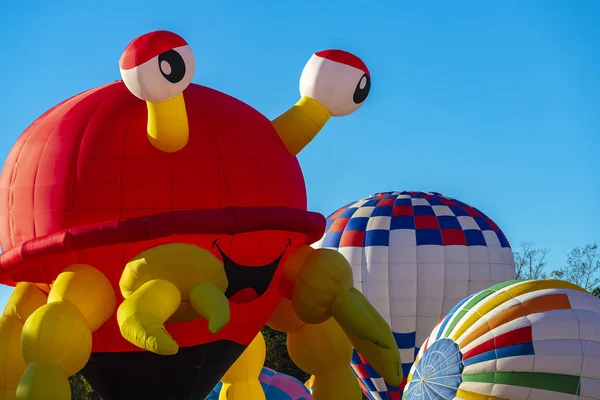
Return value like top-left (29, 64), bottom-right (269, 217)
top-left (212, 238), bottom-right (291, 303)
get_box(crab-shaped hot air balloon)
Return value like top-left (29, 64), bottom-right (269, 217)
top-left (0, 31), bottom-right (399, 400)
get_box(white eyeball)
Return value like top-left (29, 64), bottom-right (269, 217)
top-left (119, 30), bottom-right (195, 103)
top-left (299, 49), bottom-right (370, 117)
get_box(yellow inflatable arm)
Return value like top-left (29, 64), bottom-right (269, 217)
top-left (280, 245), bottom-right (402, 387)
top-left (117, 243), bottom-right (230, 355)
top-left (17, 264), bottom-right (116, 399)
top-left (0, 283), bottom-right (47, 398)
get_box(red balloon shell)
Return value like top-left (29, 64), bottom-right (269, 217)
top-left (0, 81), bottom-right (325, 351)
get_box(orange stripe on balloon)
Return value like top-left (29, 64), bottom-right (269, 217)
top-left (458, 293), bottom-right (570, 349)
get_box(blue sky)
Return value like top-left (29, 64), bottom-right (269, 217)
top-left (0, 0), bottom-right (598, 306)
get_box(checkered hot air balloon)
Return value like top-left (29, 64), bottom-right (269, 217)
top-left (312, 191), bottom-right (516, 400)
top-left (404, 279), bottom-right (600, 400)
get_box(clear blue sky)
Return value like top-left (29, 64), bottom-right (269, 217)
top-left (0, 0), bottom-right (598, 306)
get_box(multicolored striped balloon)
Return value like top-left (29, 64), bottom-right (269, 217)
top-left (404, 279), bottom-right (600, 400)
top-left (205, 367), bottom-right (312, 400)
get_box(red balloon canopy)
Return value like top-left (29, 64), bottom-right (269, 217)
top-left (0, 81), bottom-right (324, 352)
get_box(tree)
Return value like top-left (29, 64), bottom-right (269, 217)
top-left (70, 373), bottom-right (98, 400)
top-left (513, 241), bottom-right (550, 280)
top-left (550, 243), bottom-right (600, 292)
top-left (261, 326), bottom-right (310, 383)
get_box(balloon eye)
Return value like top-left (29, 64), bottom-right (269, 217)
top-left (353, 74), bottom-right (370, 105)
top-left (299, 49), bottom-right (370, 117)
top-left (119, 31), bottom-right (195, 103)
top-left (159, 50), bottom-right (186, 84)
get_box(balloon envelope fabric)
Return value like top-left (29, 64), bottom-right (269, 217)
top-left (206, 367), bottom-right (312, 400)
top-left (404, 279), bottom-right (600, 400)
top-left (312, 191), bottom-right (516, 399)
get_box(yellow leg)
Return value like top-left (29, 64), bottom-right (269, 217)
top-left (218, 331), bottom-right (266, 400)
top-left (117, 243), bottom-right (230, 355)
top-left (267, 298), bottom-right (362, 400)
top-left (286, 313), bottom-right (361, 400)
top-left (16, 264), bottom-right (116, 400)
top-left (0, 283), bottom-right (48, 400)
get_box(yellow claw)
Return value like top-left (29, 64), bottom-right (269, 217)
top-left (290, 248), bottom-right (402, 386)
top-left (118, 243), bottom-right (231, 354)
top-left (332, 288), bottom-right (394, 350)
top-left (349, 335), bottom-right (403, 387)
top-left (292, 248), bottom-right (353, 324)
top-left (334, 288), bottom-right (403, 386)
top-left (117, 279), bottom-right (181, 355)
top-left (189, 282), bottom-right (230, 334)
top-left (291, 248), bottom-right (391, 346)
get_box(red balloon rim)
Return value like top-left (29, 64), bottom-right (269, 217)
top-left (0, 206), bottom-right (325, 284)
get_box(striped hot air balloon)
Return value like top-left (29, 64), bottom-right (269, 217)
top-left (206, 367), bottom-right (312, 400)
top-left (403, 279), bottom-right (600, 400)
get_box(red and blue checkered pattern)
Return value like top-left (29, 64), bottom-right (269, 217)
top-left (314, 191), bottom-right (514, 400)
top-left (322, 192), bottom-right (510, 250)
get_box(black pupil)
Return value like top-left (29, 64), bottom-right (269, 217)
top-left (158, 50), bottom-right (186, 84)
top-left (353, 73), bottom-right (371, 104)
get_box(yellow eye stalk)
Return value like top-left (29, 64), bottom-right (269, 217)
top-left (272, 96), bottom-right (332, 156)
top-left (119, 30), bottom-right (195, 153)
top-left (272, 49), bottom-right (371, 156)
top-left (146, 93), bottom-right (189, 153)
